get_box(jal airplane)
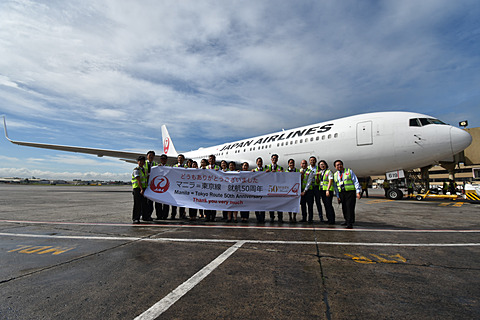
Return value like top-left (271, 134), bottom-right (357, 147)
top-left (2, 112), bottom-right (472, 198)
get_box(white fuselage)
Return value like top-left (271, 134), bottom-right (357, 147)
top-left (175, 112), bottom-right (472, 177)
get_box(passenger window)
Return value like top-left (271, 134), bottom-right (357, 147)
top-left (328, 134), bottom-right (331, 139)
top-left (316, 136), bottom-right (319, 141)
top-left (322, 135), bottom-right (325, 140)
top-left (334, 133), bottom-right (338, 138)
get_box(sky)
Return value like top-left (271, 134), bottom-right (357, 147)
top-left (1, 0), bottom-right (479, 181)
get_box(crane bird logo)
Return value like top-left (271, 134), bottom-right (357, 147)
top-left (150, 176), bottom-right (170, 193)
top-left (163, 137), bottom-right (170, 154)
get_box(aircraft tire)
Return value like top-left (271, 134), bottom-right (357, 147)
top-left (387, 188), bottom-right (403, 200)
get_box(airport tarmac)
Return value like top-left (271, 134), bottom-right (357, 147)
top-left (0, 184), bottom-right (479, 320)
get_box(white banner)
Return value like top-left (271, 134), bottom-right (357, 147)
top-left (144, 166), bottom-right (301, 212)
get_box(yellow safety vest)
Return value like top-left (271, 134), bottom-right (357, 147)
top-left (131, 166), bottom-right (148, 189)
top-left (334, 169), bottom-right (355, 192)
top-left (265, 164), bottom-right (283, 172)
top-left (320, 169), bottom-right (334, 191)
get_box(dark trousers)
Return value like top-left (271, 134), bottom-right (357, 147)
top-left (361, 188), bottom-right (369, 198)
top-left (132, 188), bottom-right (146, 221)
top-left (146, 199), bottom-right (168, 219)
top-left (320, 190), bottom-right (335, 223)
top-left (171, 206), bottom-right (185, 219)
top-left (189, 208), bottom-right (197, 218)
top-left (240, 211), bottom-right (250, 219)
top-left (313, 187), bottom-right (324, 221)
top-left (339, 190), bottom-right (356, 226)
top-left (255, 211), bottom-right (265, 222)
top-left (301, 190), bottom-right (314, 222)
top-left (269, 211), bottom-right (283, 221)
top-left (159, 203), bottom-right (169, 219)
top-left (205, 210), bottom-right (216, 221)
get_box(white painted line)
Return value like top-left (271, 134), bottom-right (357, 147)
top-left (134, 240), bottom-right (246, 320)
top-left (1, 219), bottom-right (480, 233)
top-left (1, 232), bottom-right (480, 247)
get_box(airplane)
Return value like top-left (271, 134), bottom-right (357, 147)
top-left (3, 112), bottom-right (472, 199)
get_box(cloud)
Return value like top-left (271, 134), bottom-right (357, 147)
top-left (0, 0), bottom-right (479, 177)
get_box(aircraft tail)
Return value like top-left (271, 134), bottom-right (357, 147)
top-left (161, 125), bottom-right (178, 157)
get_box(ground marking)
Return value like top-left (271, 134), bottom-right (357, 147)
top-left (1, 232), bottom-right (480, 247)
top-left (1, 219), bottom-right (480, 233)
top-left (134, 240), bottom-right (246, 320)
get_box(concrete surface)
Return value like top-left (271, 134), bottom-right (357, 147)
top-left (0, 185), bottom-right (479, 319)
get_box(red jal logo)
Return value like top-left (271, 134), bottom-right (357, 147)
top-left (163, 137), bottom-right (170, 154)
top-left (288, 183), bottom-right (300, 195)
top-left (150, 176), bottom-right (170, 193)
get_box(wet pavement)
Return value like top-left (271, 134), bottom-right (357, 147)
top-left (0, 184), bottom-right (479, 319)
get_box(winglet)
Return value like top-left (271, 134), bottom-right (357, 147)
top-left (161, 125), bottom-right (178, 157)
top-left (2, 115), bottom-right (13, 142)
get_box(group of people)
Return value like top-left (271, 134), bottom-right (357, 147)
top-left (131, 151), bottom-right (362, 229)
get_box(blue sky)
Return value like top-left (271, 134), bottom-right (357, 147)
top-left (1, 0), bottom-right (479, 181)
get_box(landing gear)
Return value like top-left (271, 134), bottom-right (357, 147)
top-left (387, 188), bottom-right (403, 200)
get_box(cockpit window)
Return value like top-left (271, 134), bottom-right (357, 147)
top-left (409, 118), bottom-right (421, 127)
top-left (419, 118), bottom-right (430, 126)
top-left (410, 118), bottom-right (447, 127)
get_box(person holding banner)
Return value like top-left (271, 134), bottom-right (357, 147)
top-left (220, 160), bottom-right (229, 220)
top-left (285, 158), bottom-right (299, 223)
top-left (157, 154), bottom-right (170, 220)
top-left (227, 161), bottom-right (238, 223)
top-left (132, 156), bottom-right (148, 224)
top-left (205, 154), bottom-right (219, 222)
top-left (253, 157), bottom-right (266, 223)
top-left (300, 159), bottom-right (315, 223)
top-left (333, 160), bottom-right (361, 229)
top-left (240, 162), bottom-right (250, 223)
top-left (144, 150), bottom-right (161, 221)
top-left (172, 154), bottom-right (187, 219)
top-left (266, 154), bottom-right (284, 223)
top-left (318, 160), bottom-right (336, 225)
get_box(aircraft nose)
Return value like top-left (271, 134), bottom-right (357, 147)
top-left (450, 127), bottom-right (472, 154)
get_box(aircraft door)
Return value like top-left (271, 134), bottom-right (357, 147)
top-left (356, 121), bottom-right (373, 146)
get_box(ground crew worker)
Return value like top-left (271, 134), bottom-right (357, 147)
top-left (220, 160), bottom-right (229, 220)
top-left (442, 181), bottom-right (448, 195)
top-left (285, 158), bottom-right (299, 223)
top-left (300, 158), bottom-right (315, 223)
top-left (253, 157), bottom-right (266, 223)
top-left (312, 156), bottom-right (325, 222)
top-left (205, 154), bottom-right (219, 222)
top-left (383, 179), bottom-right (390, 198)
top-left (144, 150), bottom-right (159, 221)
top-left (407, 180), bottom-right (414, 198)
top-left (172, 154), bottom-right (187, 219)
top-left (239, 162), bottom-right (250, 222)
top-left (318, 160), bottom-right (336, 225)
top-left (334, 160), bottom-right (361, 229)
top-left (132, 156), bottom-right (148, 224)
top-left (157, 154), bottom-right (170, 219)
top-left (266, 154), bottom-right (284, 223)
top-left (360, 180), bottom-right (369, 198)
top-left (227, 161), bottom-right (239, 222)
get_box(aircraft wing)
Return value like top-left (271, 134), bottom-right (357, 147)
top-left (3, 117), bottom-right (175, 164)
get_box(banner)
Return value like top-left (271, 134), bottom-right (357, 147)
top-left (144, 166), bottom-right (301, 212)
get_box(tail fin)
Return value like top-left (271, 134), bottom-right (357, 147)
top-left (161, 125), bottom-right (178, 157)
